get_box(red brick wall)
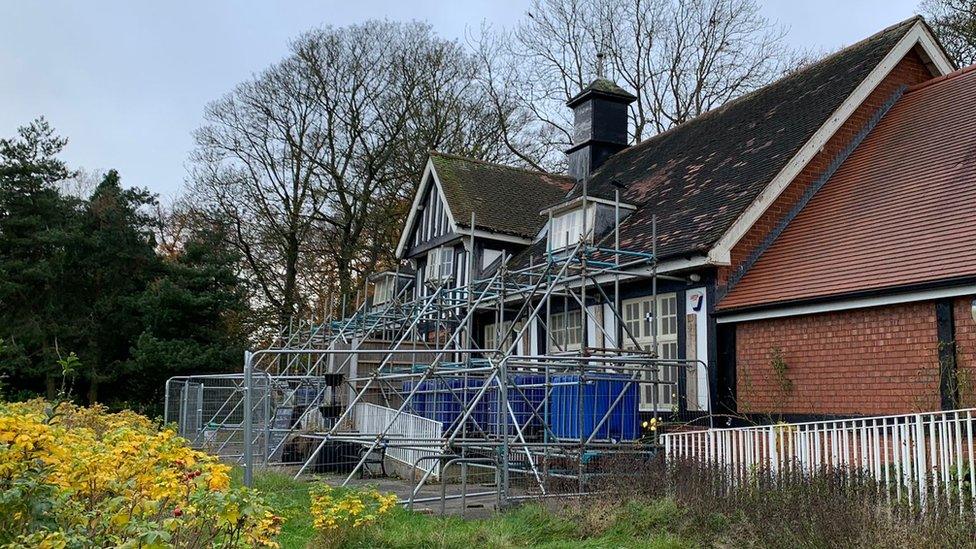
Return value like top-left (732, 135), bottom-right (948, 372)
top-left (718, 49), bottom-right (934, 287)
top-left (736, 301), bottom-right (941, 416)
top-left (955, 295), bottom-right (976, 406)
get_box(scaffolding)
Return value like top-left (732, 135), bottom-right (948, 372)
top-left (166, 201), bottom-right (712, 510)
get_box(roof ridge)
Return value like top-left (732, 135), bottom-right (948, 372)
top-left (907, 63), bottom-right (976, 92)
top-left (590, 15), bottom-right (922, 172)
top-left (429, 151), bottom-right (572, 180)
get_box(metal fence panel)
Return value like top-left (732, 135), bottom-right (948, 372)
top-left (662, 408), bottom-right (976, 513)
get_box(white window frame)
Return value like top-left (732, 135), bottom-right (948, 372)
top-left (373, 275), bottom-right (394, 305)
top-left (549, 310), bottom-right (582, 352)
top-left (425, 246), bottom-right (454, 284)
top-left (621, 293), bottom-right (678, 411)
top-left (548, 205), bottom-right (596, 250)
top-left (484, 320), bottom-right (531, 355)
top-left (484, 321), bottom-right (511, 351)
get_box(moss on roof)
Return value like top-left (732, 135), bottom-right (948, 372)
top-left (430, 153), bottom-right (574, 239)
top-left (567, 78), bottom-right (637, 106)
top-left (565, 16), bottom-right (923, 260)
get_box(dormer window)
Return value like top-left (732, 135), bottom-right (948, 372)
top-left (549, 205), bottom-right (596, 250)
top-left (425, 246), bottom-right (454, 283)
top-left (545, 198), bottom-right (636, 252)
top-left (373, 275), bottom-right (394, 305)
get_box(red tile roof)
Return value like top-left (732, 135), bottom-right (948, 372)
top-left (718, 65), bottom-right (976, 312)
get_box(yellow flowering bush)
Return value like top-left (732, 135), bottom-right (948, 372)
top-left (310, 484), bottom-right (397, 546)
top-left (0, 399), bottom-right (281, 548)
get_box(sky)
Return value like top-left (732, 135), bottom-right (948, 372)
top-left (0, 0), bottom-right (922, 200)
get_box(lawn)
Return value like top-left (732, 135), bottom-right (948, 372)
top-left (233, 469), bottom-right (719, 549)
top-left (224, 466), bottom-right (976, 548)
top-left (231, 469), bottom-right (316, 548)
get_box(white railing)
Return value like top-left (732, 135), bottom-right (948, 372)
top-left (353, 402), bottom-right (444, 476)
top-left (662, 408), bottom-right (976, 513)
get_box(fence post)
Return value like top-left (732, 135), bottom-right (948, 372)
top-left (243, 350), bottom-right (254, 488)
top-left (163, 380), bottom-right (171, 424)
top-left (915, 414), bottom-right (927, 512)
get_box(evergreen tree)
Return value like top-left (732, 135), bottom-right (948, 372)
top-left (76, 170), bottom-right (160, 402)
top-left (0, 119), bottom-right (82, 395)
top-left (125, 223), bottom-right (249, 411)
top-left (0, 120), bottom-right (254, 409)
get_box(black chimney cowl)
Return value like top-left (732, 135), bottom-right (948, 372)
top-left (565, 79), bottom-right (636, 182)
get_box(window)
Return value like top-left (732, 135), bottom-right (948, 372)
top-left (550, 310), bottom-right (582, 351)
top-left (484, 320), bottom-right (531, 355)
top-left (621, 293), bottom-right (678, 411)
top-left (548, 205), bottom-right (596, 250)
top-left (482, 248), bottom-right (503, 270)
top-left (425, 247), bottom-right (454, 283)
top-left (484, 321), bottom-right (512, 351)
top-left (373, 275), bottom-right (394, 305)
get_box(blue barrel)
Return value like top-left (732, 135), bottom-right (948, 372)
top-left (432, 378), bottom-right (471, 428)
top-left (506, 374), bottom-right (546, 435)
top-left (550, 374), bottom-right (638, 441)
top-left (402, 380), bottom-right (429, 418)
top-left (405, 377), bottom-right (483, 430)
top-left (472, 378), bottom-right (497, 434)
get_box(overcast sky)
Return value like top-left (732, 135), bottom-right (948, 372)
top-left (0, 0), bottom-right (921, 199)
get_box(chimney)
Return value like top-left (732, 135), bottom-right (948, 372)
top-left (565, 74), bottom-right (636, 181)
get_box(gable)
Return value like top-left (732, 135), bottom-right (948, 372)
top-left (708, 18), bottom-right (953, 264)
top-left (558, 17), bottom-right (951, 265)
top-left (717, 65), bottom-right (976, 313)
top-left (720, 45), bottom-right (938, 293)
top-left (396, 153), bottom-right (575, 259)
top-left (396, 163), bottom-right (458, 259)
top-left (430, 152), bottom-right (573, 238)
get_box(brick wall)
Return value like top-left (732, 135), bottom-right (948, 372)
top-left (955, 295), bottom-right (976, 406)
top-left (718, 49), bottom-right (934, 287)
top-left (736, 301), bottom-right (941, 416)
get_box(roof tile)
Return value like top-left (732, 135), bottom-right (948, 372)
top-left (430, 152), bottom-right (574, 239)
top-left (718, 65), bottom-right (976, 311)
top-left (570, 17), bottom-right (919, 260)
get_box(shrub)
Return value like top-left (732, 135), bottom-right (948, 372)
top-left (0, 399), bottom-right (281, 548)
top-left (310, 484), bottom-right (397, 547)
top-left (586, 452), bottom-right (976, 548)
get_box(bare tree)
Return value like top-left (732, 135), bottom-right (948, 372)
top-left (479, 0), bottom-right (800, 165)
top-left (191, 56), bottom-right (327, 327)
top-left (191, 21), bottom-right (522, 326)
top-left (920, 0), bottom-right (976, 66)
top-left (153, 197), bottom-right (191, 260)
top-left (291, 21), bottom-right (524, 315)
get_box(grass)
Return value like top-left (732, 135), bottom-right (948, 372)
top-left (230, 468), bottom-right (315, 549)
top-left (232, 469), bottom-right (714, 549)
top-left (234, 465), bottom-right (976, 548)
top-left (233, 459), bottom-right (976, 548)
top-left (309, 499), bottom-right (709, 549)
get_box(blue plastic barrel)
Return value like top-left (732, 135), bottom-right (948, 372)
top-left (479, 374), bottom-right (547, 435)
top-left (549, 374), bottom-right (638, 441)
top-left (402, 380), bottom-right (429, 418)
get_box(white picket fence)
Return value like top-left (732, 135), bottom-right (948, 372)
top-left (662, 408), bottom-right (976, 512)
top-left (353, 402), bottom-right (444, 476)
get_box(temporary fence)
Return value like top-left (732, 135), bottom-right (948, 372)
top-left (164, 373), bottom-right (272, 462)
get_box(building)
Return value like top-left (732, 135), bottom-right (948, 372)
top-left (390, 16), bottom-right (976, 422)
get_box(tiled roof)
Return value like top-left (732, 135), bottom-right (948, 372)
top-left (566, 17), bottom-right (920, 260)
top-left (430, 152), bottom-right (574, 239)
top-left (718, 65), bottom-right (976, 311)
